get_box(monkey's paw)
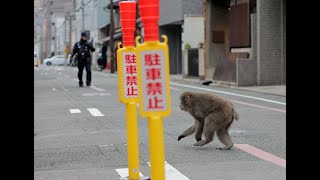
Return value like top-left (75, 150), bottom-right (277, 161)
top-left (178, 135), bottom-right (185, 141)
top-left (216, 145), bottom-right (233, 150)
top-left (193, 140), bottom-right (206, 146)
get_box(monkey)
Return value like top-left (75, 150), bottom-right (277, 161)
top-left (178, 91), bottom-right (239, 149)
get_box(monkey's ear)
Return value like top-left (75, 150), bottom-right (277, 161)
top-left (185, 95), bottom-right (190, 101)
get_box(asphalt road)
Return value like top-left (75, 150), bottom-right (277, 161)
top-left (34, 65), bottom-right (286, 180)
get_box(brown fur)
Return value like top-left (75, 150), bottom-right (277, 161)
top-left (178, 91), bottom-right (239, 149)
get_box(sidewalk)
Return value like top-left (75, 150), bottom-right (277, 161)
top-left (236, 85), bottom-right (286, 97)
top-left (170, 74), bottom-right (286, 97)
top-left (98, 69), bottom-right (286, 97)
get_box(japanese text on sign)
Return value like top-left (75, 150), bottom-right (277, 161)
top-left (141, 50), bottom-right (167, 111)
top-left (122, 53), bottom-right (138, 98)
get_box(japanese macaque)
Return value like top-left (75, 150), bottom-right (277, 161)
top-left (178, 91), bottom-right (239, 149)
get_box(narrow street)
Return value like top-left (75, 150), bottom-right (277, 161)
top-left (34, 65), bottom-right (286, 180)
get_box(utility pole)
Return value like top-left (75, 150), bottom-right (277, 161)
top-left (82, 0), bottom-right (85, 31)
top-left (48, 17), bottom-right (52, 57)
top-left (40, 24), bottom-right (43, 60)
top-left (54, 23), bottom-right (57, 55)
top-left (69, 16), bottom-right (72, 53)
top-left (58, 35), bottom-right (60, 54)
top-left (109, 0), bottom-right (115, 73)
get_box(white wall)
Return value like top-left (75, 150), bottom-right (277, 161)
top-left (182, 15), bottom-right (204, 49)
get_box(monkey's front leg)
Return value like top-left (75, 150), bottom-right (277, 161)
top-left (178, 120), bottom-right (196, 141)
top-left (195, 120), bottom-right (204, 142)
top-left (194, 121), bottom-right (215, 146)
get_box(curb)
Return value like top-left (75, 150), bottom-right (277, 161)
top-left (93, 71), bottom-right (286, 97)
top-left (170, 76), bottom-right (286, 97)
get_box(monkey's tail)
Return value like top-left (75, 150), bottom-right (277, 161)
top-left (232, 109), bottom-right (239, 121)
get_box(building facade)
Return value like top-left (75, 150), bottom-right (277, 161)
top-left (203, 0), bottom-right (286, 86)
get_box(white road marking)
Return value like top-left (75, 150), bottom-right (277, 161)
top-left (229, 129), bottom-right (247, 134)
top-left (71, 79), bottom-right (107, 91)
top-left (170, 82), bottom-right (286, 106)
top-left (170, 87), bottom-right (181, 91)
top-left (81, 93), bottom-right (96, 96)
top-left (89, 85), bottom-right (106, 92)
top-left (54, 67), bottom-right (64, 71)
top-left (82, 93), bottom-right (111, 96)
top-left (108, 73), bottom-right (117, 77)
top-left (52, 88), bottom-right (56, 91)
top-left (230, 99), bottom-right (286, 113)
top-left (62, 87), bottom-right (69, 91)
top-left (99, 144), bottom-right (114, 147)
top-left (69, 109), bottom-right (81, 113)
top-left (115, 168), bottom-right (144, 178)
top-left (87, 108), bottom-right (104, 117)
top-left (147, 161), bottom-right (190, 180)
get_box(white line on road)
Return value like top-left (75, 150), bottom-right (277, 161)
top-left (147, 161), bottom-right (190, 180)
top-left (52, 88), bottom-right (56, 91)
top-left (99, 144), bottom-right (114, 147)
top-left (170, 87), bottom-right (181, 91)
top-left (115, 168), bottom-right (144, 178)
top-left (69, 109), bottom-right (81, 113)
top-left (89, 85), bottom-right (106, 92)
top-left (54, 67), bottom-right (64, 71)
top-left (62, 86), bottom-right (69, 91)
top-left (170, 82), bottom-right (286, 105)
top-left (71, 79), bottom-right (107, 91)
top-left (82, 93), bottom-right (111, 96)
top-left (108, 73), bottom-right (117, 77)
top-left (87, 108), bottom-right (104, 117)
top-left (230, 99), bottom-right (286, 113)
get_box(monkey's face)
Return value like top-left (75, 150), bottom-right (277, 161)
top-left (179, 103), bottom-right (186, 111)
top-left (179, 92), bottom-right (192, 111)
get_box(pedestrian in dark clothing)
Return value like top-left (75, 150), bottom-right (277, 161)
top-left (71, 32), bottom-right (95, 87)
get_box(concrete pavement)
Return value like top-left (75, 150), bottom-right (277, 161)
top-left (34, 65), bottom-right (286, 180)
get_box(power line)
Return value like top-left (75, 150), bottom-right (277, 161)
top-left (75, 0), bottom-right (93, 12)
top-left (56, 19), bottom-right (66, 31)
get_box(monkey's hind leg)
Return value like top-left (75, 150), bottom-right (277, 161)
top-left (193, 120), bottom-right (214, 146)
top-left (216, 128), bottom-right (234, 150)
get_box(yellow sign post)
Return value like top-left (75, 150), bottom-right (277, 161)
top-left (117, 2), bottom-right (150, 180)
top-left (135, 0), bottom-right (171, 179)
